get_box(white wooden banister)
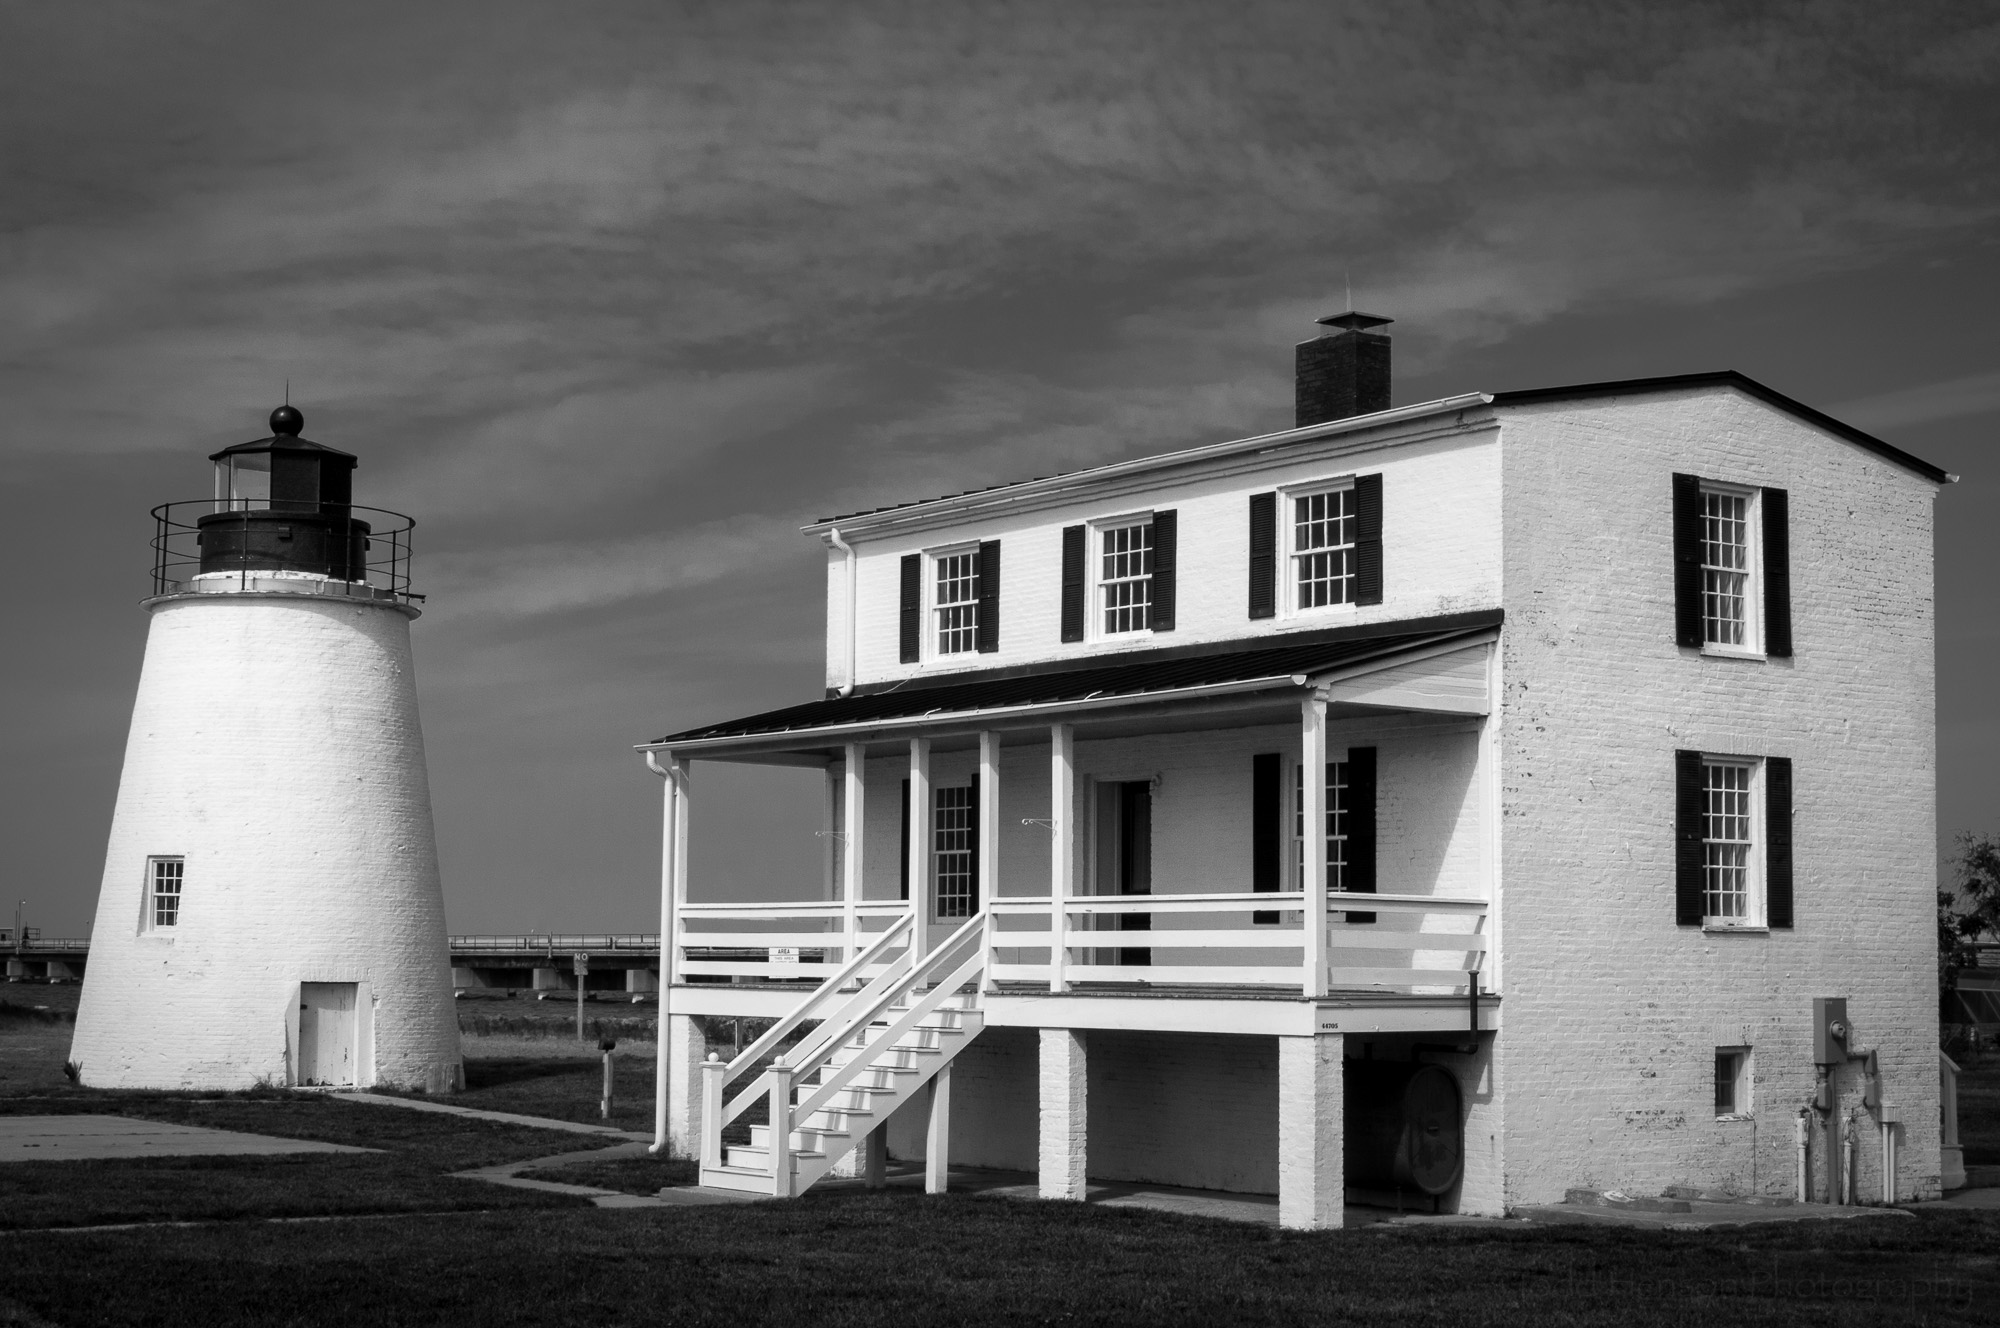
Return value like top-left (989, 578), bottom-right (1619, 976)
top-left (719, 912), bottom-right (912, 1086)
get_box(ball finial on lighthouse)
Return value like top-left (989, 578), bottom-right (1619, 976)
top-left (70, 412), bottom-right (461, 1093)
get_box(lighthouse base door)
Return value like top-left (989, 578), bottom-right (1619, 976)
top-left (298, 983), bottom-right (359, 1087)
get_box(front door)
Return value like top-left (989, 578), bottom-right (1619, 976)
top-left (1094, 780), bottom-right (1152, 966)
top-left (298, 982), bottom-right (358, 1086)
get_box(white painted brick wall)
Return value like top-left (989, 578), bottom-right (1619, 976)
top-left (70, 593), bottom-right (461, 1092)
top-left (1493, 385), bottom-right (1943, 1205)
top-left (827, 419), bottom-right (1501, 691)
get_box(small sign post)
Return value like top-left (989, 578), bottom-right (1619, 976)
top-left (572, 952), bottom-right (589, 1040)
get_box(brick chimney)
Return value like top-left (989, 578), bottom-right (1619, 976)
top-left (1295, 311), bottom-right (1392, 427)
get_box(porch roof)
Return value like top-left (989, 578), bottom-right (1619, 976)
top-left (648, 608), bottom-right (1501, 752)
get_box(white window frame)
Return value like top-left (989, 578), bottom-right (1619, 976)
top-left (1089, 511), bottom-right (1156, 642)
top-left (1279, 477), bottom-right (1359, 620)
top-left (143, 856), bottom-right (184, 933)
top-left (1701, 756), bottom-right (1765, 930)
top-left (1699, 481), bottom-right (1763, 658)
top-left (932, 783), bottom-right (977, 921)
top-left (1290, 752), bottom-right (1355, 893)
top-left (924, 542), bottom-right (983, 663)
top-left (1715, 1046), bottom-right (1753, 1119)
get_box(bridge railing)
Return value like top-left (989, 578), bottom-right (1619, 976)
top-left (448, 934), bottom-right (660, 953)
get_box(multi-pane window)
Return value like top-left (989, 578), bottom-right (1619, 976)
top-left (934, 552), bottom-right (979, 656)
top-left (1293, 487), bottom-right (1356, 610)
top-left (1715, 1047), bottom-right (1752, 1116)
top-left (1702, 761), bottom-right (1754, 922)
top-left (1293, 761), bottom-right (1351, 890)
top-left (149, 857), bottom-right (183, 928)
top-left (1099, 522), bottom-right (1154, 634)
top-left (934, 786), bottom-right (976, 918)
top-left (1701, 489), bottom-right (1750, 646)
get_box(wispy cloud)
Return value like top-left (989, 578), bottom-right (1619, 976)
top-left (1831, 370), bottom-right (2000, 432)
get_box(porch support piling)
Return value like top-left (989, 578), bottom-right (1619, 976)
top-left (862, 1124), bottom-right (887, 1189)
top-left (925, 1063), bottom-right (953, 1194)
top-left (1038, 1028), bottom-right (1088, 1200)
top-left (909, 738), bottom-right (932, 961)
top-left (666, 1012), bottom-right (706, 1160)
top-left (843, 742), bottom-right (865, 970)
top-left (1049, 723), bottom-right (1074, 994)
top-left (1277, 1032), bottom-right (1344, 1229)
top-left (1301, 691), bottom-right (1330, 998)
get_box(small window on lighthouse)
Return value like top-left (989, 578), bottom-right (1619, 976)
top-left (146, 858), bottom-right (184, 929)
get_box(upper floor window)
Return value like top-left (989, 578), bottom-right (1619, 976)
top-left (934, 550), bottom-right (980, 655)
top-left (1099, 520), bottom-right (1155, 635)
top-left (147, 857), bottom-right (183, 929)
top-left (1673, 474), bottom-right (1790, 658)
top-left (901, 541), bottom-right (1001, 664)
top-left (1700, 485), bottom-right (1756, 649)
top-left (1292, 486), bottom-right (1357, 611)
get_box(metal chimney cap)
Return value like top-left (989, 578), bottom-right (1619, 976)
top-left (1316, 311), bottom-right (1393, 332)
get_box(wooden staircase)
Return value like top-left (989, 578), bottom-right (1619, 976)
top-left (698, 911), bottom-right (986, 1197)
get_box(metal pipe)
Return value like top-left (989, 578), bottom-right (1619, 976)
top-left (601, 1044), bottom-right (616, 1120)
top-left (1843, 1106), bottom-right (1859, 1206)
top-left (1794, 1108), bottom-right (1811, 1203)
top-left (827, 528), bottom-right (857, 697)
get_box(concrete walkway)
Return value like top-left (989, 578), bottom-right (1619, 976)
top-left (0, 1115), bottom-right (373, 1162)
top-left (333, 1091), bottom-right (651, 1141)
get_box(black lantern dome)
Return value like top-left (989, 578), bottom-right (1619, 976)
top-left (195, 408), bottom-right (369, 580)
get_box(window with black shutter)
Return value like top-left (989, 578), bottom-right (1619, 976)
top-left (1060, 525), bottom-right (1086, 642)
top-left (1252, 753), bottom-right (1281, 924)
top-left (1248, 492), bottom-right (1276, 618)
top-left (900, 777), bottom-right (912, 902)
top-left (1353, 474), bottom-right (1382, 606)
top-left (1675, 749), bottom-right (1706, 925)
top-left (1151, 510), bottom-right (1177, 631)
top-left (1342, 747), bottom-right (1377, 923)
top-left (1766, 756), bottom-right (1793, 928)
top-left (899, 553), bottom-right (921, 663)
top-left (976, 540), bottom-right (1000, 653)
top-left (1763, 488), bottom-right (1791, 657)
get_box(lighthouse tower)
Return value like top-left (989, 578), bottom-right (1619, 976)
top-left (70, 407), bottom-right (462, 1093)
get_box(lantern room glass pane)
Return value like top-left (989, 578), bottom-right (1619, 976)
top-left (220, 454), bottom-right (271, 511)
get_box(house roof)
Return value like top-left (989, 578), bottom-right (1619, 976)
top-left (650, 609), bottom-right (1503, 747)
top-left (806, 370), bottom-right (1949, 534)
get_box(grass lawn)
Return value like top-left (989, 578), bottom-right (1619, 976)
top-left (523, 1150), bottom-right (697, 1193)
top-left (1, 1189), bottom-right (1996, 1327)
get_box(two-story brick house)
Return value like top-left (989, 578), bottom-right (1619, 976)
top-left (636, 313), bottom-right (1951, 1225)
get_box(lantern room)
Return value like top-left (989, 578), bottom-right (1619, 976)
top-left (195, 406), bottom-right (369, 581)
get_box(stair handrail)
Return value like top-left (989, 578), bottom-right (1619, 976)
top-left (789, 945), bottom-right (986, 1128)
top-left (777, 909), bottom-right (987, 1097)
top-left (718, 912), bottom-right (914, 1087)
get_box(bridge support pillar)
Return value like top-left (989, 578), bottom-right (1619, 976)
top-left (531, 967), bottom-right (565, 993)
top-left (625, 968), bottom-right (658, 994)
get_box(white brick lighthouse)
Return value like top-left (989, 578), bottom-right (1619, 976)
top-left (70, 407), bottom-right (462, 1093)
top-left (639, 313), bottom-right (1954, 1224)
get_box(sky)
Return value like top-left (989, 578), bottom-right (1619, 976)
top-left (5, 0), bottom-right (1998, 938)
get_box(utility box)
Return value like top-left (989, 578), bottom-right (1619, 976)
top-left (1813, 997), bottom-right (1849, 1066)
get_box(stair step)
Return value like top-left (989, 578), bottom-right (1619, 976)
top-left (726, 1144), bottom-right (826, 1169)
top-left (699, 1164), bottom-right (781, 1194)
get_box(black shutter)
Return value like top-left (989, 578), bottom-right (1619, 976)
top-left (1672, 474), bottom-right (1703, 649)
top-left (967, 773), bottom-right (981, 910)
top-left (1675, 749), bottom-right (1705, 925)
top-left (1763, 488), bottom-right (1792, 658)
top-left (1353, 474), bottom-right (1383, 606)
top-left (899, 553), bottom-right (922, 663)
top-left (1248, 492), bottom-right (1277, 618)
top-left (1252, 753), bottom-right (1281, 924)
top-left (976, 540), bottom-right (1001, 653)
top-left (1766, 756), bottom-right (1793, 928)
top-left (1151, 509), bottom-right (1177, 631)
top-left (1060, 525), bottom-right (1086, 642)
top-left (1343, 747), bottom-right (1377, 924)
top-left (900, 777), bottom-right (912, 902)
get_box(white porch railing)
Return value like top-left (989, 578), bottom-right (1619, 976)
top-left (989, 890), bottom-right (1487, 995)
top-left (676, 899), bottom-right (910, 983)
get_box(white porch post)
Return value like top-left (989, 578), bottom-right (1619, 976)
top-left (1277, 1033), bottom-right (1344, 1229)
top-left (1038, 1028), bottom-right (1088, 1200)
top-left (1301, 691), bottom-right (1330, 998)
top-left (843, 742), bottom-right (865, 969)
top-left (925, 1062), bottom-right (953, 1194)
top-left (1049, 723), bottom-right (1074, 994)
top-left (909, 737), bottom-right (932, 961)
top-left (650, 754), bottom-right (691, 1156)
top-left (978, 731), bottom-right (1000, 989)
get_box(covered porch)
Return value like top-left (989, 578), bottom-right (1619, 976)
top-left (638, 612), bottom-right (1504, 1224)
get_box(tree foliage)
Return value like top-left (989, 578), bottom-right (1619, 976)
top-left (1940, 832), bottom-right (2000, 993)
